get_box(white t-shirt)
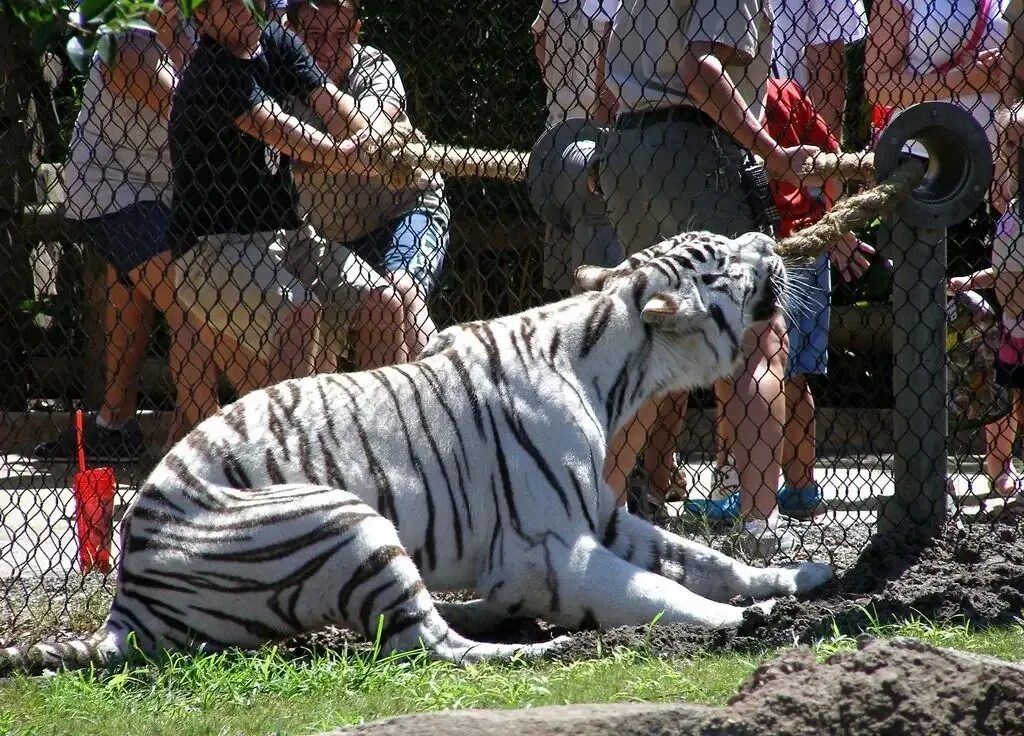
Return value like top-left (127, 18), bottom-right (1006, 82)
top-left (771, 0), bottom-right (868, 87)
top-left (886, 0), bottom-right (1011, 156)
top-left (63, 30), bottom-right (176, 220)
top-left (534, 1), bottom-right (622, 125)
top-left (582, 0), bottom-right (621, 20)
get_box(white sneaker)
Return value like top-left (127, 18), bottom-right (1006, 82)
top-left (732, 518), bottom-right (800, 562)
top-left (709, 456), bottom-right (740, 500)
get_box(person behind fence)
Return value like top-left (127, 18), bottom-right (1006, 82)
top-left (33, 0), bottom-right (221, 463)
top-left (598, 0), bottom-right (827, 557)
top-left (702, 0), bottom-right (868, 509)
top-left (771, 0), bottom-right (867, 138)
top-left (947, 106), bottom-right (1024, 508)
top-left (285, 0), bottom-right (450, 363)
top-left (689, 77), bottom-right (875, 523)
top-left (531, 0), bottom-right (620, 127)
top-left (529, 1), bottom-right (625, 305)
top-left (866, 0), bottom-right (1011, 279)
top-left (168, 0), bottom-right (410, 388)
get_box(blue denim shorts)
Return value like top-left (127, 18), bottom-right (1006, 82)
top-left (785, 254), bottom-right (831, 379)
top-left (348, 208), bottom-right (450, 296)
top-left (78, 200), bottom-right (170, 283)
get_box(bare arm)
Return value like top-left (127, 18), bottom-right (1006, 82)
top-left (233, 98), bottom-right (367, 175)
top-left (678, 43), bottom-right (823, 185)
top-left (531, 10), bottom-right (548, 72)
top-left (307, 79), bottom-right (383, 142)
top-left (102, 33), bottom-right (177, 119)
top-left (152, 0), bottom-right (193, 69)
top-left (804, 40), bottom-right (846, 140)
top-left (1005, 0), bottom-right (1024, 99)
top-left (594, 20), bottom-right (616, 124)
top-left (864, 0), bottom-right (998, 109)
top-left (950, 267), bottom-right (999, 291)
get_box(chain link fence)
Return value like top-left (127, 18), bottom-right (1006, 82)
top-left (1, 0), bottom-right (1022, 644)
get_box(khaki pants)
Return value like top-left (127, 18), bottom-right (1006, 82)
top-left (598, 119), bottom-right (757, 253)
top-left (175, 226), bottom-right (390, 362)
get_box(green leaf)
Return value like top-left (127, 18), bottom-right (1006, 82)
top-left (178, 0), bottom-right (207, 18)
top-left (97, 34), bottom-right (116, 68)
top-left (30, 17), bottom-right (59, 55)
top-left (79, 0), bottom-right (117, 23)
top-left (66, 36), bottom-right (93, 72)
top-left (124, 18), bottom-right (156, 33)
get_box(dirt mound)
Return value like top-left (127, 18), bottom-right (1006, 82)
top-left (322, 638), bottom-right (1024, 736)
top-left (553, 519), bottom-right (1024, 661)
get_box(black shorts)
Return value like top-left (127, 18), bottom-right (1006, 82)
top-left (995, 360), bottom-right (1024, 390)
top-left (78, 200), bottom-right (170, 285)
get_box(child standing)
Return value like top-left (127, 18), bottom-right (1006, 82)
top-left (948, 203), bottom-right (1024, 501)
top-left (687, 78), bottom-right (873, 539)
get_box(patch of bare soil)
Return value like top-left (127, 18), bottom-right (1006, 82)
top-left (321, 637), bottom-right (1024, 736)
top-left (552, 519), bottom-right (1024, 662)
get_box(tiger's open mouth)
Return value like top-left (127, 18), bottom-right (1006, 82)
top-left (751, 272), bottom-right (783, 322)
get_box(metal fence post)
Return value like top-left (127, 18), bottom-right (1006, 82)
top-left (877, 219), bottom-right (948, 537)
top-left (872, 102), bottom-right (993, 541)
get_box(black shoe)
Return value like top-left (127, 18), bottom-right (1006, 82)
top-left (33, 412), bottom-right (145, 463)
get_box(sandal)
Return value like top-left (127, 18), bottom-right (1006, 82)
top-left (778, 483), bottom-right (824, 520)
top-left (709, 458), bottom-right (740, 501)
top-left (663, 464), bottom-right (688, 502)
top-left (684, 490), bottom-right (741, 524)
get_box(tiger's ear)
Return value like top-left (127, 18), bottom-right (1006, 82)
top-left (640, 292), bottom-right (681, 325)
top-left (641, 291), bottom-right (707, 329)
top-left (572, 264), bottom-right (615, 295)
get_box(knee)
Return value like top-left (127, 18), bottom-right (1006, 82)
top-left (389, 272), bottom-right (421, 305)
top-left (361, 285), bottom-right (406, 327)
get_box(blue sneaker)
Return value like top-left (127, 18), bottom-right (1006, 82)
top-left (684, 491), bottom-right (741, 523)
top-left (778, 483), bottom-right (824, 520)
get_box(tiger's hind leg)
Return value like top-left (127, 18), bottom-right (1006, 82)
top-left (490, 533), bottom-right (775, 631)
top-left (339, 512), bottom-right (567, 664)
top-left (432, 599), bottom-right (530, 638)
top-left (602, 508), bottom-right (833, 602)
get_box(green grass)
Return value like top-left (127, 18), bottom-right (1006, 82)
top-left (2, 617), bottom-right (1023, 736)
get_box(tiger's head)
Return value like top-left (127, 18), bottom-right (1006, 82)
top-left (573, 230), bottom-right (787, 385)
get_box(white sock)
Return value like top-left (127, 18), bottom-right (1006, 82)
top-left (744, 513), bottom-right (781, 535)
top-left (94, 414), bottom-right (124, 431)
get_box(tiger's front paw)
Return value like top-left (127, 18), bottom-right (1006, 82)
top-left (775, 561), bottom-right (834, 595)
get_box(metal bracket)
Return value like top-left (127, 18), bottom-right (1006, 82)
top-left (873, 101), bottom-right (993, 228)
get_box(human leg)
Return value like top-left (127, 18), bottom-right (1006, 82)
top-left (605, 397), bottom-right (659, 505)
top-left (101, 263), bottom-right (154, 428)
top-left (783, 375), bottom-right (816, 491)
top-left (379, 208), bottom-right (450, 359)
top-left (34, 203), bottom-right (175, 461)
top-left (986, 362), bottom-right (1024, 496)
top-left (285, 224), bottom-right (407, 370)
top-left (598, 119), bottom-right (758, 510)
top-left (127, 251), bottom-right (222, 448)
top-left (644, 390), bottom-right (687, 503)
top-left (727, 313), bottom-right (788, 522)
top-left (778, 255), bottom-right (829, 518)
top-left (174, 230), bottom-right (322, 394)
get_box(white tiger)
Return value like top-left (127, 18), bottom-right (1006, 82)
top-left (1, 230), bottom-right (832, 674)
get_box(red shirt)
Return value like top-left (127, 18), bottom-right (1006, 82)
top-left (764, 78), bottom-right (840, 238)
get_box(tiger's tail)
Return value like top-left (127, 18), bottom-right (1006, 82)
top-left (0, 626), bottom-right (128, 677)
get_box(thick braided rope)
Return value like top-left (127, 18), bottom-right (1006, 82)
top-left (363, 120), bottom-right (530, 185)
top-left (775, 157), bottom-right (928, 261)
top-left (361, 123), bottom-right (926, 258)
